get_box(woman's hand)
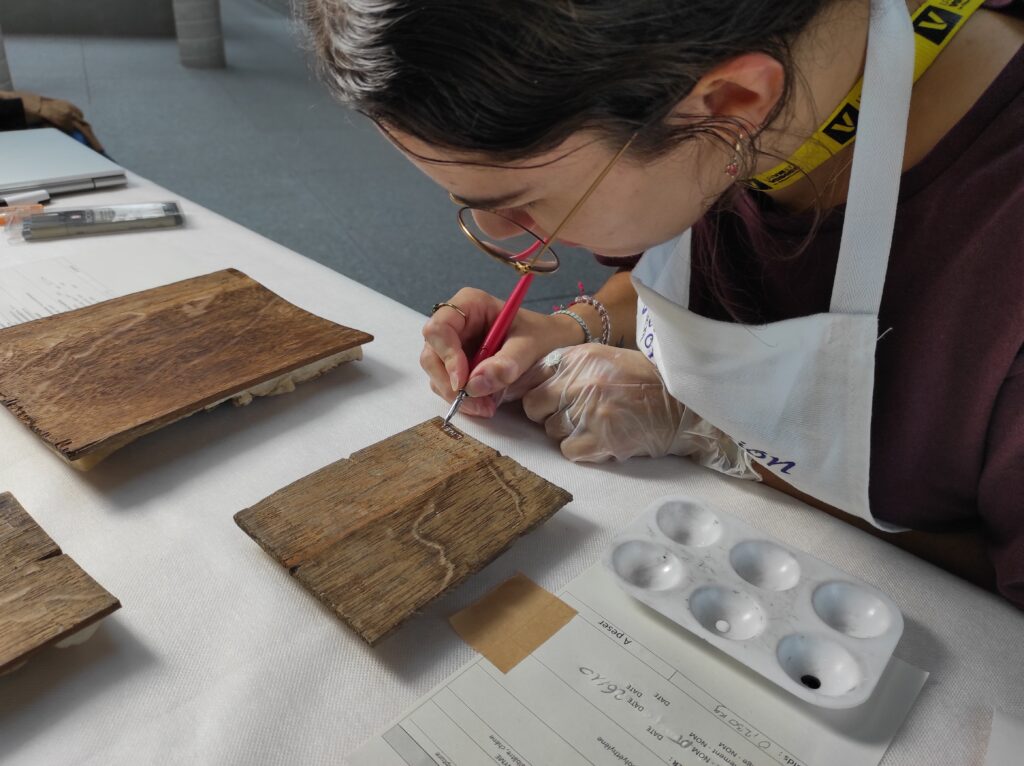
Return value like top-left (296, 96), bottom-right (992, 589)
top-left (420, 287), bottom-right (588, 417)
top-left (507, 344), bottom-right (759, 477)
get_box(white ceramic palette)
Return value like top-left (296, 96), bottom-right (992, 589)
top-left (603, 495), bottom-right (904, 708)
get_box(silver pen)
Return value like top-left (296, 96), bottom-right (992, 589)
top-left (442, 389), bottom-right (469, 428)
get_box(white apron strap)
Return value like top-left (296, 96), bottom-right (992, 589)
top-left (829, 0), bottom-right (915, 315)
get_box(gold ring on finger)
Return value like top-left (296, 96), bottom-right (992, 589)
top-left (431, 301), bottom-right (467, 320)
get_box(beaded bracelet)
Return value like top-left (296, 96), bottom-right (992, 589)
top-left (552, 309), bottom-right (592, 344)
top-left (570, 295), bottom-right (611, 345)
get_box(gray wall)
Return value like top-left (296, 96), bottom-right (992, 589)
top-left (0, 0), bottom-right (176, 36)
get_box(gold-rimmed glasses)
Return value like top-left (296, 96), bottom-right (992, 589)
top-left (451, 134), bottom-right (637, 275)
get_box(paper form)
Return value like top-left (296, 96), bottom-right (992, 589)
top-left (0, 250), bottom-right (208, 330)
top-left (0, 257), bottom-right (115, 328)
top-left (351, 566), bottom-right (927, 766)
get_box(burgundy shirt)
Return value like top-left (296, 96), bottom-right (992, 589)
top-left (603, 25), bottom-right (1024, 606)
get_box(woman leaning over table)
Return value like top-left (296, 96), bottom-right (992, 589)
top-left (301, 1), bottom-right (1024, 608)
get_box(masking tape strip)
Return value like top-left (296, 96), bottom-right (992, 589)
top-left (449, 572), bottom-right (577, 673)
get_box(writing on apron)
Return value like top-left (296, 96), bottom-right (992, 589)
top-left (638, 302), bottom-right (656, 362)
top-left (737, 443), bottom-right (797, 475)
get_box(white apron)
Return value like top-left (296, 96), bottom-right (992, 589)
top-left (632, 0), bottom-right (914, 530)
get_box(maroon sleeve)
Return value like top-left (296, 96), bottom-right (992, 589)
top-left (979, 346), bottom-right (1024, 608)
top-left (985, 0), bottom-right (1024, 18)
top-left (983, 0), bottom-right (1024, 11)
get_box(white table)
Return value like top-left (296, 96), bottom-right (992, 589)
top-left (0, 176), bottom-right (1020, 766)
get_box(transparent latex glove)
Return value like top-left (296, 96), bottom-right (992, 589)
top-left (505, 344), bottom-right (760, 478)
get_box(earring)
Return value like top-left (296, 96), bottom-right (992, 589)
top-left (724, 133), bottom-right (747, 178)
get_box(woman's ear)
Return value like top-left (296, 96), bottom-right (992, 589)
top-left (676, 52), bottom-right (786, 133)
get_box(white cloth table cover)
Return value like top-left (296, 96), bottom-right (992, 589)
top-left (0, 175), bottom-right (1020, 765)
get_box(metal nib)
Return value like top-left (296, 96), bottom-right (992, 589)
top-left (442, 389), bottom-right (468, 427)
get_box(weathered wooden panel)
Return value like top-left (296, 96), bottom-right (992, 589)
top-left (0, 492), bottom-right (120, 674)
top-left (0, 489), bottom-right (59, 568)
top-left (0, 269), bottom-right (372, 468)
top-left (235, 418), bottom-right (572, 644)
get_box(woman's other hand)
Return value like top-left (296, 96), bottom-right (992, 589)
top-left (509, 344), bottom-right (758, 478)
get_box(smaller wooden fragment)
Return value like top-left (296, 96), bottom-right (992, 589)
top-left (235, 418), bottom-right (573, 645)
top-left (0, 492), bottom-right (121, 674)
top-left (449, 573), bottom-right (577, 673)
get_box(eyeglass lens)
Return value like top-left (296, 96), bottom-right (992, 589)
top-left (457, 208), bottom-right (559, 273)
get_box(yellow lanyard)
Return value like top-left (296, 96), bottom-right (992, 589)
top-left (750, 0), bottom-right (987, 191)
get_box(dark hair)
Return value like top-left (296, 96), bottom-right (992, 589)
top-left (301, 0), bottom-right (837, 166)
top-left (301, 0), bottom-right (839, 319)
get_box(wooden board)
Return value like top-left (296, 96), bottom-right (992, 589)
top-left (0, 269), bottom-right (373, 468)
top-left (0, 492), bottom-right (121, 673)
top-left (235, 418), bottom-right (573, 645)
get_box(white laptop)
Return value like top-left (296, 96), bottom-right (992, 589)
top-left (0, 128), bottom-right (126, 196)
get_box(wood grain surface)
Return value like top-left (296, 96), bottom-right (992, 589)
top-left (0, 492), bottom-right (121, 674)
top-left (0, 269), bottom-right (372, 467)
top-left (235, 418), bottom-right (573, 645)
